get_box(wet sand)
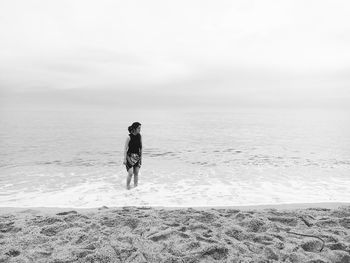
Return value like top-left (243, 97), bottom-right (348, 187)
top-left (0, 203), bottom-right (349, 262)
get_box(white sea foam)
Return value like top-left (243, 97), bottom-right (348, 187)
top-left (1, 166), bottom-right (349, 208)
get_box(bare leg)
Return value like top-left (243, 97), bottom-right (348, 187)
top-left (126, 168), bottom-right (133, 190)
top-left (133, 166), bottom-right (140, 187)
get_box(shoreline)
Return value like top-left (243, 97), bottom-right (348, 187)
top-left (1, 201), bottom-right (349, 215)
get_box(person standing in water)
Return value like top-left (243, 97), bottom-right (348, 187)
top-left (123, 122), bottom-right (142, 190)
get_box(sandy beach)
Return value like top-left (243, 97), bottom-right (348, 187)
top-left (0, 203), bottom-right (349, 263)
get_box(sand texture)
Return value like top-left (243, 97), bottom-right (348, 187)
top-left (0, 205), bottom-right (350, 263)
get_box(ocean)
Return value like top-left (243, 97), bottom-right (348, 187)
top-left (0, 107), bottom-right (349, 208)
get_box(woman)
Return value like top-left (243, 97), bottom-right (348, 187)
top-left (123, 122), bottom-right (142, 190)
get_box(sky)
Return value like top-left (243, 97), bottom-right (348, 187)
top-left (1, 0), bottom-right (350, 109)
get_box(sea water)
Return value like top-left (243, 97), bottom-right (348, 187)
top-left (0, 107), bottom-right (349, 208)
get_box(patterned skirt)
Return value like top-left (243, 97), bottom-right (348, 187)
top-left (125, 152), bottom-right (141, 171)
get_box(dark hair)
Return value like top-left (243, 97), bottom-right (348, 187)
top-left (128, 122), bottom-right (141, 133)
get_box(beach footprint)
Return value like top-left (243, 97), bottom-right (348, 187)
top-left (5, 249), bottom-right (21, 257)
top-left (147, 228), bottom-right (191, 243)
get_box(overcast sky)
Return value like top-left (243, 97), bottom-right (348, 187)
top-left (1, 0), bottom-right (350, 109)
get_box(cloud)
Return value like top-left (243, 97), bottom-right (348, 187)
top-left (0, 0), bottom-right (349, 109)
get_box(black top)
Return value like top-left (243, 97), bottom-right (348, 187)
top-left (128, 133), bottom-right (142, 155)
